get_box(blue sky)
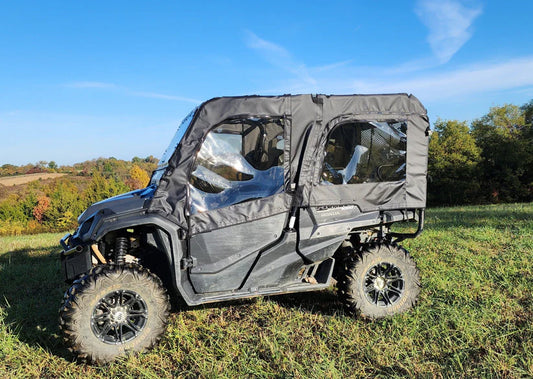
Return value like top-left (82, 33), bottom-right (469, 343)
top-left (1, 0), bottom-right (532, 165)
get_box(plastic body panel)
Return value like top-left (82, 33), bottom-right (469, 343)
top-left (188, 212), bottom-right (287, 293)
top-left (298, 206), bottom-right (419, 254)
top-left (61, 246), bottom-right (92, 281)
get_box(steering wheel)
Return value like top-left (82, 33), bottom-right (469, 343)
top-left (323, 162), bottom-right (343, 184)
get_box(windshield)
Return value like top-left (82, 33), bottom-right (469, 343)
top-left (150, 107), bottom-right (198, 185)
top-left (159, 107), bottom-right (198, 167)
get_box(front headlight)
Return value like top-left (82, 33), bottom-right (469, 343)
top-left (78, 217), bottom-right (94, 238)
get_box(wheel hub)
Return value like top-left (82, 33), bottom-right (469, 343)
top-left (374, 276), bottom-right (386, 291)
top-left (91, 290), bottom-right (148, 344)
top-left (110, 307), bottom-right (128, 323)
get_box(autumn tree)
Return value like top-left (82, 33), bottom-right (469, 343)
top-left (33, 195), bottom-right (51, 223)
top-left (126, 164), bottom-right (151, 190)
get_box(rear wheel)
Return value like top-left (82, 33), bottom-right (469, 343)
top-left (337, 243), bottom-right (420, 319)
top-left (59, 264), bottom-right (170, 363)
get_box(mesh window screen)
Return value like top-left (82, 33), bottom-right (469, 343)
top-left (321, 121), bottom-right (407, 185)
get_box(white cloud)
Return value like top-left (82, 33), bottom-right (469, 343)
top-left (244, 30), bottom-right (533, 104)
top-left (64, 82), bottom-right (200, 104)
top-left (350, 57), bottom-right (533, 101)
top-left (246, 31), bottom-right (291, 62)
top-left (245, 31), bottom-right (317, 88)
top-left (64, 81), bottom-right (117, 89)
top-left (415, 0), bottom-right (482, 63)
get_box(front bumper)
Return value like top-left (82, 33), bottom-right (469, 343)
top-left (59, 233), bottom-right (92, 282)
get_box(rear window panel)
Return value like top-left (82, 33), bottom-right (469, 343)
top-left (321, 120), bottom-right (407, 185)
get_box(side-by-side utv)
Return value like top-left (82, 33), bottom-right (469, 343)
top-left (59, 94), bottom-right (430, 363)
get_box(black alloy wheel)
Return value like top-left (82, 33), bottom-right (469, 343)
top-left (91, 290), bottom-right (149, 345)
top-left (337, 243), bottom-right (420, 319)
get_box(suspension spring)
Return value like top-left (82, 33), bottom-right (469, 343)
top-left (114, 236), bottom-right (129, 265)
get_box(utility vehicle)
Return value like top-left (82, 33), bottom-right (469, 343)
top-left (59, 94), bottom-right (429, 363)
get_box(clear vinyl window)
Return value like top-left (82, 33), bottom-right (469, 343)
top-left (321, 120), bottom-right (407, 185)
top-left (189, 117), bottom-right (285, 214)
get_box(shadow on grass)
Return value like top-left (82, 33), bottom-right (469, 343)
top-left (0, 248), bottom-right (71, 359)
top-left (265, 287), bottom-right (346, 317)
top-left (0, 248), bottom-right (344, 363)
top-left (173, 288), bottom-right (345, 318)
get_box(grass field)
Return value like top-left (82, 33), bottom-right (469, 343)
top-left (0, 173), bottom-right (66, 187)
top-left (0, 203), bottom-right (532, 377)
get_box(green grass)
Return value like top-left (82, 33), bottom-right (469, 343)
top-left (1, 203), bottom-right (532, 377)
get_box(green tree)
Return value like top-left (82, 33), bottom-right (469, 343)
top-left (428, 119), bottom-right (481, 205)
top-left (520, 99), bottom-right (533, 197)
top-left (522, 99), bottom-right (533, 125)
top-left (471, 104), bottom-right (530, 202)
top-left (0, 195), bottom-right (28, 222)
top-left (83, 171), bottom-right (129, 206)
top-left (44, 179), bottom-right (84, 230)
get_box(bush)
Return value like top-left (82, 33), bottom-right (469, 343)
top-left (0, 220), bottom-right (26, 236)
top-left (126, 165), bottom-right (151, 190)
top-left (83, 171), bottom-right (130, 205)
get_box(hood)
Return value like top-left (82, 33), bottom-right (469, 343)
top-left (78, 186), bottom-right (156, 224)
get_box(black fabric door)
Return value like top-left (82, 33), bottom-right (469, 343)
top-left (186, 117), bottom-right (290, 293)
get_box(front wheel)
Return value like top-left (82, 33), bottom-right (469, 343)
top-left (59, 264), bottom-right (170, 363)
top-left (337, 243), bottom-right (420, 319)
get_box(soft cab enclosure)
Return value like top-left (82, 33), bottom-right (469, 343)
top-left (61, 93), bottom-right (429, 293)
top-left (144, 94), bottom-right (429, 296)
top-left (149, 93), bottom-right (429, 229)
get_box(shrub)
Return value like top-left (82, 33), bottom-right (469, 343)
top-left (33, 195), bottom-right (51, 223)
top-left (126, 165), bottom-right (150, 190)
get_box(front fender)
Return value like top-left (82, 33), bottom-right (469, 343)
top-left (61, 211), bottom-right (199, 306)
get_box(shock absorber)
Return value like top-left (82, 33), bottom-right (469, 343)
top-left (114, 236), bottom-right (129, 265)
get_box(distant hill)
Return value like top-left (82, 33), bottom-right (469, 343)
top-left (0, 157), bottom-right (156, 235)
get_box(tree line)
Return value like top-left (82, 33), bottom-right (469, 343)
top-left (428, 100), bottom-right (533, 205)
